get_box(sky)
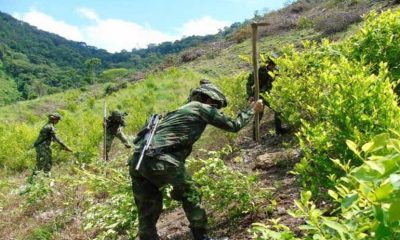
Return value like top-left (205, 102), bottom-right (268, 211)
top-left (0, 0), bottom-right (287, 53)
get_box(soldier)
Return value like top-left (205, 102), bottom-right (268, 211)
top-left (128, 82), bottom-right (263, 240)
top-left (246, 55), bottom-right (287, 139)
top-left (33, 113), bottom-right (72, 173)
top-left (105, 110), bottom-right (131, 161)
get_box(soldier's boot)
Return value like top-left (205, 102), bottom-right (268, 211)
top-left (191, 228), bottom-right (212, 240)
top-left (274, 114), bottom-right (289, 135)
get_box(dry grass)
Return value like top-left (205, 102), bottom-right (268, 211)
top-left (229, 0), bottom-right (391, 42)
top-left (314, 8), bottom-right (363, 35)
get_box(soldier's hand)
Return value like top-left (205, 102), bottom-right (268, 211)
top-left (251, 99), bottom-right (264, 113)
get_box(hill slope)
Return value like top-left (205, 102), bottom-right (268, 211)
top-left (0, 11), bottom-right (244, 103)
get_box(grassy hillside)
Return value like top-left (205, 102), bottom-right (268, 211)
top-left (0, 10), bottom-right (244, 103)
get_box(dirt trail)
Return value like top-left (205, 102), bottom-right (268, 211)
top-left (158, 113), bottom-right (303, 240)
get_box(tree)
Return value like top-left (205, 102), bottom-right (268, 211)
top-left (84, 58), bottom-right (101, 84)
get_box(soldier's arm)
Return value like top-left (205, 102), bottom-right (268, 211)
top-left (198, 104), bottom-right (255, 133)
top-left (116, 127), bottom-right (131, 147)
top-left (50, 127), bottom-right (72, 151)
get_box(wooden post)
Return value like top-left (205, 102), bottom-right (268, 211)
top-left (251, 22), bottom-right (269, 143)
top-left (251, 23), bottom-right (260, 142)
top-left (103, 101), bottom-right (107, 161)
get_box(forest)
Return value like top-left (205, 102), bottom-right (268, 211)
top-left (0, 11), bottom-right (244, 103)
top-left (1, 0), bottom-right (400, 239)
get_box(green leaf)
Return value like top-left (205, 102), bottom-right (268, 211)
top-left (375, 183), bottom-right (393, 201)
top-left (346, 140), bottom-right (360, 156)
top-left (375, 222), bottom-right (391, 239)
top-left (361, 141), bottom-right (374, 153)
top-left (328, 190), bottom-right (338, 200)
top-left (323, 219), bottom-right (348, 239)
top-left (341, 193), bottom-right (358, 209)
top-left (365, 161), bottom-right (385, 175)
top-left (363, 133), bottom-right (390, 153)
top-left (351, 165), bottom-right (381, 181)
top-left (374, 206), bottom-right (387, 224)
top-left (389, 200), bottom-right (400, 223)
top-left (301, 191), bottom-right (312, 203)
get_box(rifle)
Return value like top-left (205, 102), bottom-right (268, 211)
top-left (103, 101), bottom-right (107, 161)
top-left (135, 114), bottom-right (161, 171)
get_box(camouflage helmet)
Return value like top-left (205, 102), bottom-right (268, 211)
top-left (199, 79), bottom-right (211, 85)
top-left (110, 110), bottom-right (127, 119)
top-left (267, 52), bottom-right (278, 66)
top-left (48, 112), bottom-right (62, 120)
top-left (189, 83), bottom-right (228, 109)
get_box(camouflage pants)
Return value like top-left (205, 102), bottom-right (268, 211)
top-left (252, 97), bottom-right (284, 138)
top-left (35, 145), bottom-right (52, 173)
top-left (129, 153), bottom-right (207, 240)
top-left (105, 134), bottom-right (115, 160)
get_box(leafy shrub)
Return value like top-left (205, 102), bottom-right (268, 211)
top-left (20, 172), bottom-right (53, 206)
top-left (189, 150), bottom-right (270, 219)
top-left (0, 65), bottom-right (21, 106)
top-left (252, 132), bottom-right (400, 239)
top-left (344, 9), bottom-right (400, 83)
top-left (251, 221), bottom-right (298, 240)
top-left (297, 16), bottom-right (314, 29)
top-left (269, 39), bottom-right (400, 192)
top-left (71, 162), bottom-right (137, 239)
top-left (99, 68), bottom-right (129, 83)
top-left (230, 27), bottom-right (252, 44)
top-left (217, 73), bottom-right (248, 115)
top-left (84, 193), bottom-right (137, 239)
top-left (250, 8), bottom-right (400, 239)
top-left (104, 82), bottom-right (128, 95)
top-left (0, 123), bottom-right (37, 171)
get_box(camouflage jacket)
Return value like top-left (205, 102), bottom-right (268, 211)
top-left (135, 101), bottom-right (254, 165)
top-left (246, 70), bottom-right (275, 97)
top-left (106, 122), bottom-right (130, 145)
top-left (33, 123), bottom-right (68, 149)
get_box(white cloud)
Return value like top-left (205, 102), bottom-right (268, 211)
top-left (13, 10), bottom-right (83, 42)
top-left (76, 7), bottom-right (99, 22)
top-left (178, 16), bottom-right (230, 37)
top-left (82, 18), bottom-right (175, 52)
top-left (13, 9), bottom-right (231, 53)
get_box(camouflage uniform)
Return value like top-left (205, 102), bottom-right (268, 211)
top-left (246, 62), bottom-right (285, 135)
top-left (33, 114), bottom-right (70, 173)
top-left (105, 110), bottom-right (131, 161)
top-left (129, 83), bottom-right (255, 240)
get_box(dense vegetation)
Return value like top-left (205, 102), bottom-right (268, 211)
top-left (252, 8), bottom-right (400, 239)
top-left (0, 65), bottom-right (265, 239)
top-left (0, 11), bottom-right (245, 104)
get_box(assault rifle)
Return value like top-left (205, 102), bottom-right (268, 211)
top-left (135, 114), bottom-right (161, 171)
